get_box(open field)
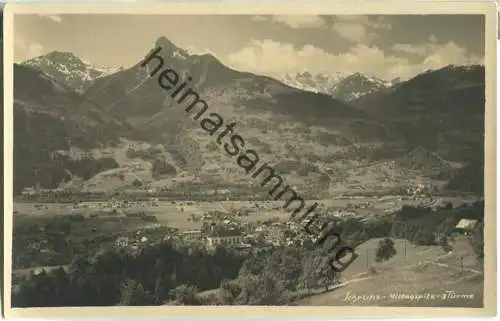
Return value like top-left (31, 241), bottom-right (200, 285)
top-left (12, 195), bottom-right (479, 232)
top-left (13, 195), bottom-right (478, 217)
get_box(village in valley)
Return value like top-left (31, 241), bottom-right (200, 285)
top-left (12, 177), bottom-right (484, 306)
top-left (13, 181), bottom-right (476, 255)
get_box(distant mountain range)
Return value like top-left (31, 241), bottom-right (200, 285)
top-left (329, 73), bottom-right (395, 103)
top-left (14, 36), bottom-right (485, 196)
top-left (25, 50), bottom-right (400, 104)
top-left (280, 70), bottom-right (401, 103)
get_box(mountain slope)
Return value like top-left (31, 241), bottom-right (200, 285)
top-left (351, 65), bottom-right (485, 164)
top-left (22, 51), bottom-right (121, 92)
top-left (13, 63), bottom-right (127, 194)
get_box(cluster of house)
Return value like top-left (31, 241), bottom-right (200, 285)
top-left (72, 198), bottom-right (161, 210)
top-left (405, 183), bottom-right (436, 199)
top-left (179, 218), bottom-right (317, 250)
top-left (113, 224), bottom-right (172, 251)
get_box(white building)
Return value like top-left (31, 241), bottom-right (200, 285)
top-left (182, 230), bottom-right (203, 240)
top-left (206, 235), bottom-right (244, 248)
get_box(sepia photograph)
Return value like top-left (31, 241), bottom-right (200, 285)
top-left (2, 2), bottom-right (497, 318)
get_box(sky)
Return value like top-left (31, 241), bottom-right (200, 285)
top-left (14, 14), bottom-right (485, 81)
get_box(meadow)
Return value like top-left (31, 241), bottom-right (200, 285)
top-left (294, 236), bottom-right (483, 307)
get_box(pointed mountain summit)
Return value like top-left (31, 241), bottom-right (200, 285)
top-left (154, 36), bottom-right (189, 59)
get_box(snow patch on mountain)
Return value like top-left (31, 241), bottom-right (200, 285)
top-left (280, 71), bottom-right (346, 94)
top-left (329, 73), bottom-right (393, 103)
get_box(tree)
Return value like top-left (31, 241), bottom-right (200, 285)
top-left (234, 275), bottom-right (261, 305)
top-left (375, 238), bottom-right (397, 262)
top-left (298, 252), bottom-right (316, 294)
top-left (257, 273), bottom-right (284, 305)
top-left (434, 218), bottom-right (455, 253)
top-left (169, 284), bottom-right (200, 305)
top-left (469, 220), bottom-right (484, 263)
top-left (238, 254), bottom-right (265, 277)
top-left (132, 179), bottom-right (143, 188)
top-left (68, 255), bottom-right (91, 277)
top-left (217, 279), bottom-right (241, 305)
top-left (119, 278), bottom-right (157, 306)
top-left (234, 273), bottom-right (283, 305)
top-left (152, 158), bottom-right (177, 177)
top-left (263, 248), bottom-right (302, 291)
top-left (313, 254), bottom-right (337, 292)
top-left (299, 250), bottom-right (337, 293)
top-left (51, 267), bottom-right (70, 303)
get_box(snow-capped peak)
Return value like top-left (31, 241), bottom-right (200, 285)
top-left (279, 71), bottom-right (346, 93)
top-left (328, 72), bottom-right (392, 103)
top-left (22, 51), bottom-right (122, 92)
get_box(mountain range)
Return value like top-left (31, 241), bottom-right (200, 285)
top-left (26, 51), bottom-right (398, 104)
top-left (14, 36), bottom-right (485, 196)
top-left (280, 71), bottom-right (400, 103)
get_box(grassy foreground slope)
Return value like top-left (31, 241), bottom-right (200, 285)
top-left (294, 236), bottom-right (483, 307)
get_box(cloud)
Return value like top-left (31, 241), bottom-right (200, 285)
top-left (252, 15), bottom-right (268, 22)
top-left (227, 39), bottom-right (403, 79)
top-left (392, 34), bottom-right (442, 56)
top-left (14, 35), bottom-right (44, 61)
top-left (332, 16), bottom-right (391, 43)
top-left (271, 15), bottom-right (326, 29)
top-left (428, 34), bottom-right (438, 45)
top-left (186, 45), bottom-right (218, 57)
top-left (28, 43), bottom-right (44, 57)
top-left (421, 42), bottom-right (483, 69)
top-left (392, 43), bottom-right (428, 56)
top-left (226, 37), bottom-right (482, 81)
top-left (392, 35), bottom-right (483, 70)
top-left (253, 15), bottom-right (326, 29)
top-left (37, 14), bottom-right (62, 23)
top-left (332, 22), bottom-right (366, 42)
